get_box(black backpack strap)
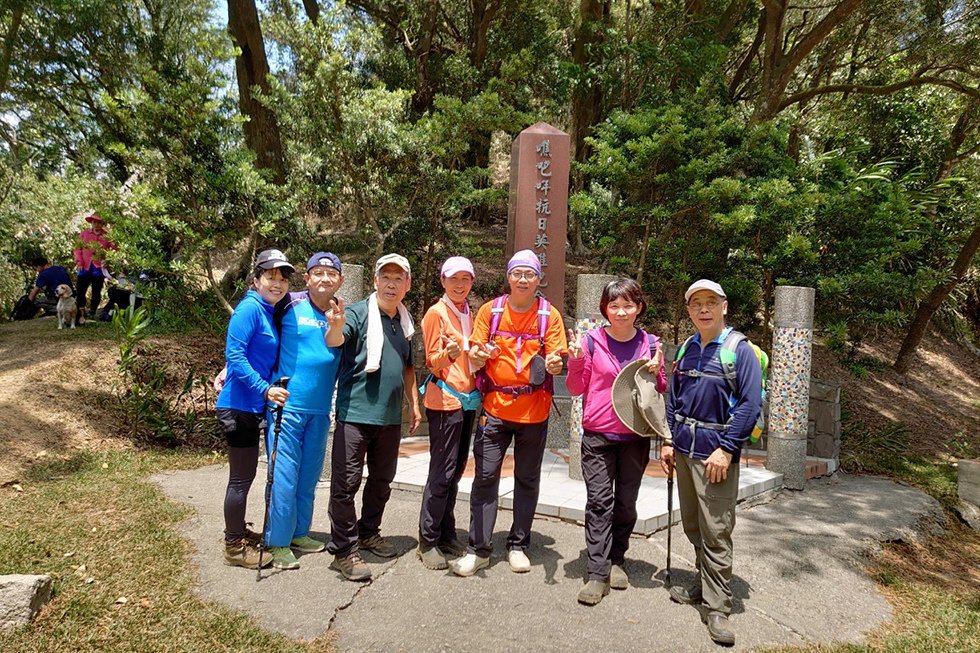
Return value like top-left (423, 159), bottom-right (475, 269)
top-left (586, 332), bottom-right (595, 358)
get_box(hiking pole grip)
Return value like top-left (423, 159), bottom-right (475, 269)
top-left (257, 377), bottom-right (290, 581)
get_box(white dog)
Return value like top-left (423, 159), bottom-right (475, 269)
top-left (55, 284), bottom-right (77, 330)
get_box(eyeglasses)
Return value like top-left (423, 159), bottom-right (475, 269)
top-left (309, 269), bottom-right (341, 280)
top-left (688, 300), bottom-right (722, 311)
top-left (509, 270), bottom-right (539, 281)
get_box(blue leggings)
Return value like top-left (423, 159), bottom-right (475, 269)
top-left (264, 409), bottom-right (330, 547)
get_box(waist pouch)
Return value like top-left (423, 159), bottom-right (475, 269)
top-left (420, 375), bottom-right (483, 412)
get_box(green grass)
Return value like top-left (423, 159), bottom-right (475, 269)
top-left (0, 450), bottom-right (334, 653)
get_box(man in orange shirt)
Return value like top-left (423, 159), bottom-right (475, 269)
top-left (450, 250), bottom-right (567, 577)
top-left (417, 257), bottom-right (481, 570)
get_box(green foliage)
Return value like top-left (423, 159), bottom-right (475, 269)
top-left (112, 306), bottom-right (217, 445)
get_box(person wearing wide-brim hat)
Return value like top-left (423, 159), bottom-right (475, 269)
top-left (73, 211), bottom-right (116, 322)
top-left (216, 248), bottom-right (295, 570)
top-left (661, 279), bottom-right (761, 646)
top-left (565, 277), bottom-right (666, 606)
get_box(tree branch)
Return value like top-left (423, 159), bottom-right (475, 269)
top-left (784, 0), bottom-right (865, 75)
top-left (779, 76), bottom-right (980, 112)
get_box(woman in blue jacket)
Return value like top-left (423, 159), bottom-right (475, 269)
top-left (216, 249), bottom-right (294, 569)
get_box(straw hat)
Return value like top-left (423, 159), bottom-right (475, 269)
top-left (611, 359), bottom-right (669, 438)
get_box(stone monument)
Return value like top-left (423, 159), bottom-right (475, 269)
top-left (766, 286), bottom-right (815, 490)
top-left (506, 122), bottom-right (569, 314)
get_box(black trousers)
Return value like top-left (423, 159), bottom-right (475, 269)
top-left (467, 413), bottom-right (548, 557)
top-left (581, 433), bottom-right (651, 580)
top-left (419, 408), bottom-right (475, 546)
top-left (327, 421), bottom-right (401, 557)
top-left (76, 273), bottom-right (104, 315)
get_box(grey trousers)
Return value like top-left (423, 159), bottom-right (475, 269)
top-left (467, 413), bottom-right (548, 557)
top-left (327, 421), bottom-right (401, 557)
top-left (581, 433), bottom-right (651, 580)
top-left (674, 451), bottom-right (740, 615)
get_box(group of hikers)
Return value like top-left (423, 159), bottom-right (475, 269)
top-left (21, 213), bottom-right (143, 322)
top-left (216, 247), bottom-right (761, 646)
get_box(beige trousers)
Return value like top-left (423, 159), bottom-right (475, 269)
top-left (674, 452), bottom-right (740, 615)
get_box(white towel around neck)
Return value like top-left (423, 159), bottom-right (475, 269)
top-left (366, 292), bottom-right (416, 373)
top-left (441, 294), bottom-right (476, 374)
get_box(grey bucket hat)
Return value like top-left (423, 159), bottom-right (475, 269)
top-left (611, 359), bottom-right (669, 438)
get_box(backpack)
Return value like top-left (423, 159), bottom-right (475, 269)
top-left (474, 294), bottom-right (554, 397)
top-left (673, 330), bottom-right (769, 443)
top-left (12, 295), bottom-right (39, 321)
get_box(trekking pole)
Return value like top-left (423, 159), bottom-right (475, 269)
top-left (257, 376), bottom-right (289, 581)
top-left (665, 460), bottom-right (674, 588)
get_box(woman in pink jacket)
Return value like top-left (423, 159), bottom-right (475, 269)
top-left (566, 278), bottom-right (666, 606)
top-left (73, 213), bottom-right (116, 320)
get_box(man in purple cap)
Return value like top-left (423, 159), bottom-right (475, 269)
top-left (416, 256), bottom-right (480, 570)
top-left (260, 252), bottom-right (347, 570)
top-left (450, 249), bottom-right (567, 577)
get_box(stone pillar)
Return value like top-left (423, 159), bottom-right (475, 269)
top-left (567, 274), bottom-right (616, 480)
top-left (766, 286), bottom-right (815, 490)
top-left (506, 122), bottom-right (569, 314)
top-left (336, 264), bottom-right (365, 306)
top-left (320, 264), bottom-right (366, 485)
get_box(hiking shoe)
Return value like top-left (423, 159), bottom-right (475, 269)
top-left (290, 536), bottom-right (326, 553)
top-left (243, 525), bottom-right (263, 546)
top-left (577, 579), bottom-right (610, 606)
top-left (706, 613), bottom-right (735, 646)
top-left (359, 534), bottom-right (397, 558)
top-left (416, 544), bottom-right (448, 570)
top-left (437, 538), bottom-right (467, 558)
top-left (449, 553), bottom-right (489, 577)
top-left (223, 538), bottom-right (270, 569)
top-left (610, 564), bottom-right (629, 590)
top-left (270, 546), bottom-right (300, 570)
top-left (669, 584), bottom-right (703, 605)
top-left (507, 549), bottom-right (531, 573)
top-left (331, 551), bottom-right (372, 581)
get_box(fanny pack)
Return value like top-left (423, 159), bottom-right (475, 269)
top-left (419, 374), bottom-right (483, 412)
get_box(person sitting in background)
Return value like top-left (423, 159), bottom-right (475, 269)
top-left (98, 272), bottom-right (145, 321)
top-left (28, 256), bottom-right (73, 318)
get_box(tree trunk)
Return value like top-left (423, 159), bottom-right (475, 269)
top-left (301, 0), bottom-right (319, 24)
top-left (894, 224), bottom-right (980, 373)
top-left (412, 0), bottom-right (440, 114)
top-left (751, 0), bottom-right (866, 123)
top-left (0, 2), bottom-right (23, 96)
top-left (570, 0), bottom-right (608, 173)
top-left (227, 0), bottom-right (287, 184)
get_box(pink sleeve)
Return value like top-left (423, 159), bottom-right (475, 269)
top-left (565, 339), bottom-right (592, 397)
top-left (650, 332), bottom-right (668, 393)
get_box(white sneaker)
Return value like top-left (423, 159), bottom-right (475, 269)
top-left (507, 549), bottom-right (531, 573)
top-left (450, 553), bottom-right (489, 577)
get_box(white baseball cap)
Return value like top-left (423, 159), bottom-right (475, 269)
top-left (684, 279), bottom-right (726, 303)
top-left (374, 253), bottom-right (411, 277)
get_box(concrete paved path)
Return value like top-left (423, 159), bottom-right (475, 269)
top-left (151, 468), bottom-right (943, 652)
